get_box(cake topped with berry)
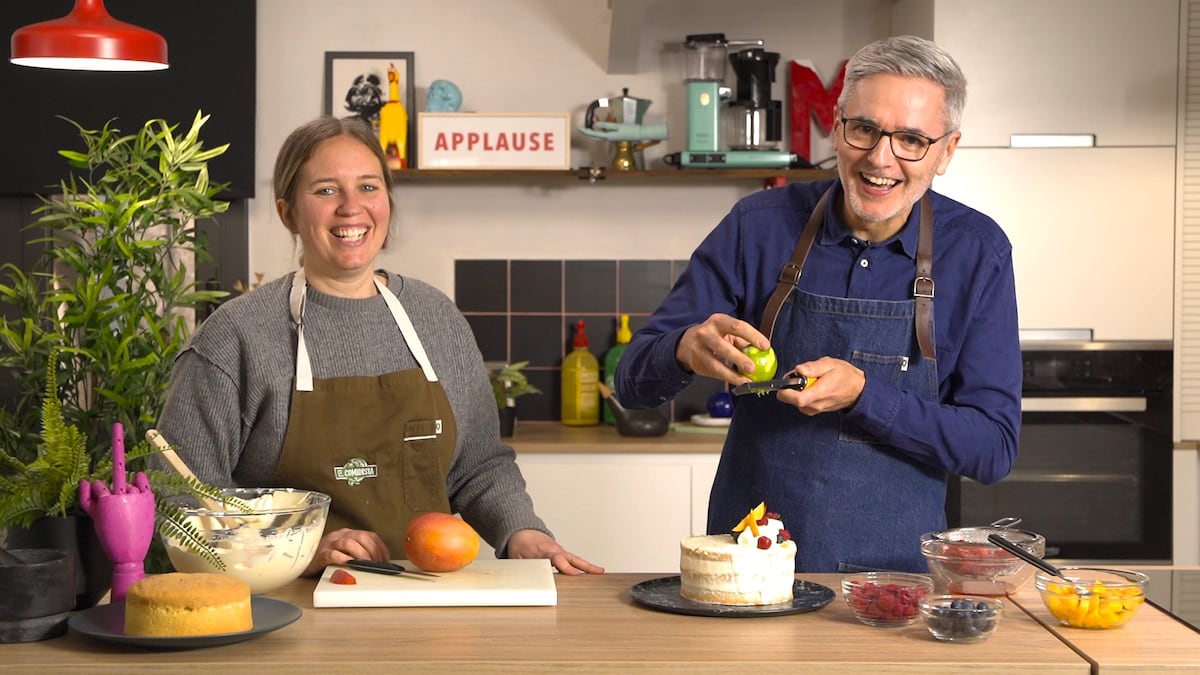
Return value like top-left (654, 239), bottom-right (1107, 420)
top-left (678, 502), bottom-right (797, 606)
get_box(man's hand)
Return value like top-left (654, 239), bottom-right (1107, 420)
top-left (676, 314), bottom-right (770, 386)
top-left (776, 356), bottom-right (866, 415)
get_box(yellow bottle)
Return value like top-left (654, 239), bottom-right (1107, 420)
top-left (378, 62), bottom-right (408, 169)
top-left (561, 320), bottom-right (600, 426)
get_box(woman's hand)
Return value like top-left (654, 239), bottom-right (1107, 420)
top-left (302, 527), bottom-right (389, 577)
top-left (505, 529), bottom-right (605, 575)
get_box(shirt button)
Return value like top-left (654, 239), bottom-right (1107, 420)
top-left (859, 259), bottom-right (869, 268)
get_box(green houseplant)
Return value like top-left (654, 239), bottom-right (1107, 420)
top-left (0, 110), bottom-right (228, 465)
top-left (0, 111), bottom-right (234, 580)
top-left (489, 361), bottom-right (541, 438)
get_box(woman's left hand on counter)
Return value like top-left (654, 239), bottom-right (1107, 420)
top-left (507, 529), bottom-right (605, 575)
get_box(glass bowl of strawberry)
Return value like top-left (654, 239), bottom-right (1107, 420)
top-left (840, 572), bottom-right (934, 627)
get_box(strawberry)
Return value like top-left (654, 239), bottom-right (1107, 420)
top-left (330, 569), bottom-right (357, 585)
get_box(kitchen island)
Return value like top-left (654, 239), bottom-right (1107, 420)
top-left (4, 573), bottom-right (1196, 672)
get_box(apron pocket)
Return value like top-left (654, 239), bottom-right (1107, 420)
top-left (402, 419), bottom-right (449, 512)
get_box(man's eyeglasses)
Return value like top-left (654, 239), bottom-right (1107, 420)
top-left (839, 116), bottom-right (953, 162)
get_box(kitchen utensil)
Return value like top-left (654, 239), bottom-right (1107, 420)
top-left (313, 558), bottom-right (557, 607)
top-left (921, 525), bottom-right (1045, 595)
top-left (585, 87), bottom-right (652, 129)
top-left (347, 559), bottom-right (439, 579)
top-left (987, 533), bottom-right (1073, 582)
top-left (147, 429), bottom-right (223, 510)
top-left (597, 383), bottom-right (669, 437)
top-left (731, 374), bottom-right (814, 396)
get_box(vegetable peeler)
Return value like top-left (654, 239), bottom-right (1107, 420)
top-left (731, 373), bottom-right (816, 397)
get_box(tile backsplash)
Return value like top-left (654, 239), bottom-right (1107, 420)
top-left (455, 259), bottom-right (725, 422)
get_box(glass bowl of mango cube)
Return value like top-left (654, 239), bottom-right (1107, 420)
top-left (1034, 567), bottom-right (1148, 629)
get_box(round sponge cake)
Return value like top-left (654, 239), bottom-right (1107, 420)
top-left (124, 572), bottom-right (252, 637)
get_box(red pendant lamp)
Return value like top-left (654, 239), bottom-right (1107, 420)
top-left (10, 0), bottom-right (168, 71)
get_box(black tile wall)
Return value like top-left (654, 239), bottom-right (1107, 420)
top-left (457, 259), bottom-right (695, 422)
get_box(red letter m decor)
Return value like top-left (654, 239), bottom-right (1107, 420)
top-left (789, 59), bottom-right (847, 164)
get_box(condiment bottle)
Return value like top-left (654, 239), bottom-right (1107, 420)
top-left (602, 314), bottom-right (632, 425)
top-left (561, 320), bottom-right (600, 426)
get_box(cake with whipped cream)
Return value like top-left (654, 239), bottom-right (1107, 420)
top-left (679, 502), bottom-right (796, 605)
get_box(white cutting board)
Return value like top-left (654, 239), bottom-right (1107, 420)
top-left (312, 558), bottom-right (557, 608)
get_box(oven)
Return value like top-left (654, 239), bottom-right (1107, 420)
top-left (946, 330), bottom-right (1173, 564)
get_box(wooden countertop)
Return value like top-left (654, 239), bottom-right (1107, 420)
top-left (3, 573), bottom-right (1096, 673)
top-left (509, 421), bottom-right (725, 454)
top-left (1008, 586), bottom-right (1200, 673)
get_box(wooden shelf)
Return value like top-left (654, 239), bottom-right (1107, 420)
top-left (390, 167), bottom-right (837, 184)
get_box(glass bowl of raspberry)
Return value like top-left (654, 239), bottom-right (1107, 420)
top-left (840, 571), bottom-right (934, 627)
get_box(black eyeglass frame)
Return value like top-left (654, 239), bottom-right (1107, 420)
top-left (838, 115), bottom-right (955, 162)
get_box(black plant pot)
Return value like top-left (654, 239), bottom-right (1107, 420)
top-left (6, 515), bottom-right (112, 610)
top-left (0, 548), bottom-right (75, 642)
top-left (498, 406), bottom-right (517, 438)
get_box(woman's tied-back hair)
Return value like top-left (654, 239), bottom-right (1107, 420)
top-left (272, 115), bottom-right (395, 228)
top-left (836, 35), bottom-right (967, 134)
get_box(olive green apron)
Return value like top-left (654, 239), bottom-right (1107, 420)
top-left (274, 268), bottom-right (457, 555)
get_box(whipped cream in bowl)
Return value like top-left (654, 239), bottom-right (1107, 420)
top-left (162, 487), bottom-right (331, 594)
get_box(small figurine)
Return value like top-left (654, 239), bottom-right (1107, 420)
top-left (426, 79), bottom-right (463, 113)
top-left (79, 423), bottom-right (156, 603)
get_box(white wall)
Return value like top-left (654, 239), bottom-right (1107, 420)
top-left (254, 0), bottom-right (889, 294)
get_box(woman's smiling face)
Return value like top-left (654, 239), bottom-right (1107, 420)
top-left (277, 134), bottom-right (391, 285)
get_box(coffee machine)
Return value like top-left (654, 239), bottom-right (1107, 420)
top-left (666, 33), bottom-right (797, 169)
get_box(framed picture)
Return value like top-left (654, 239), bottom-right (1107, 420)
top-left (323, 51), bottom-right (416, 170)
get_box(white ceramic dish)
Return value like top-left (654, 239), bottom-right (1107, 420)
top-left (690, 414), bottom-right (732, 428)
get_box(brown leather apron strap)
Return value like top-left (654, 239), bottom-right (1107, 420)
top-left (914, 194), bottom-right (936, 361)
top-left (759, 186), bottom-right (936, 361)
top-left (759, 186), bottom-right (833, 341)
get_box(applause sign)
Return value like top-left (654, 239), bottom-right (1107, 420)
top-left (417, 113), bottom-right (571, 170)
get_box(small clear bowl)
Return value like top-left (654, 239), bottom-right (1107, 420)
top-left (840, 571), bottom-right (934, 627)
top-left (920, 594), bottom-right (1004, 643)
top-left (1034, 567), bottom-right (1148, 629)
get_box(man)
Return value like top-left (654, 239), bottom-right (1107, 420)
top-left (614, 35), bottom-right (1021, 573)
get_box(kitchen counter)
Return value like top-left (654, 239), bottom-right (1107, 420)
top-left (508, 421), bottom-right (725, 454)
top-left (7, 572), bottom-right (1188, 673)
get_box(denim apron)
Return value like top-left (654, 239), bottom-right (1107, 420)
top-left (274, 268), bottom-right (458, 555)
top-left (708, 186), bottom-right (942, 573)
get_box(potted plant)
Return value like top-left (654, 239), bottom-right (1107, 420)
top-left (489, 361), bottom-right (542, 437)
top-left (0, 111), bottom-right (232, 600)
top-left (0, 110), bottom-right (229, 465)
top-left (0, 352), bottom-right (229, 605)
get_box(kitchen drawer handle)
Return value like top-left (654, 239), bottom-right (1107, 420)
top-left (1021, 396), bottom-right (1147, 413)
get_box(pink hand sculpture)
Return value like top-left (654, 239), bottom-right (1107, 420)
top-left (79, 423), bottom-right (156, 603)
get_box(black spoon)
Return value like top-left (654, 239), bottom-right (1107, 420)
top-left (986, 533), bottom-right (1073, 582)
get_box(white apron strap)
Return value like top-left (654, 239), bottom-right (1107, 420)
top-left (288, 269), bottom-right (439, 393)
top-left (375, 276), bottom-right (439, 383)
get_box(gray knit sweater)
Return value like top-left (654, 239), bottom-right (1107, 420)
top-left (156, 270), bottom-right (551, 556)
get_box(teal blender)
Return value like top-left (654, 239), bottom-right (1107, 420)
top-left (669, 33), bottom-right (797, 169)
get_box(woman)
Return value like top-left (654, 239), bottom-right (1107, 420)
top-left (157, 116), bottom-right (603, 576)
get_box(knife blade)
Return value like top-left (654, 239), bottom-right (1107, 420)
top-left (346, 559), bottom-right (440, 579)
top-left (730, 374), bottom-right (815, 397)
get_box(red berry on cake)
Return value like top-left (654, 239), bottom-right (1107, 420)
top-left (757, 536), bottom-right (771, 549)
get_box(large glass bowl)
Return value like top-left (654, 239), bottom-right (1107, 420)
top-left (1035, 567), bottom-right (1147, 629)
top-left (920, 526), bottom-right (1046, 596)
top-left (162, 487), bottom-right (331, 594)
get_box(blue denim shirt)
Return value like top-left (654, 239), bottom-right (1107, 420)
top-left (615, 179), bottom-right (1021, 486)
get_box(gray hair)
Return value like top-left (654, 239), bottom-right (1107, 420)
top-left (836, 35), bottom-right (967, 133)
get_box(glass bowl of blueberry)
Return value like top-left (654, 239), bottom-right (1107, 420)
top-left (919, 594), bottom-right (1004, 642)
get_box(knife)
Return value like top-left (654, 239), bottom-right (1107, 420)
top-left (731, 374), bottom-right (815, 397)
top-left (346, 559), bottom-right (440, 580)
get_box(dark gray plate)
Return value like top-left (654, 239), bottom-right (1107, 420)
top-left (68, 597), bottom-right (301, 649)
top-left (629, 575), bottom-right (835, 617)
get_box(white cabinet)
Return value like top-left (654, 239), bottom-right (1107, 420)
top-left (512, 453), bottom-right (720, 573)
top-left (933, 146), bottom-right (1175, 340)
top-left (905, 0), bottom-right (1180, 147)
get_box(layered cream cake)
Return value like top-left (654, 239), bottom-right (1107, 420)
top-left (680, 502), bottom-right (796, 605)
top-left (124, 572), bottom-right (253, 637)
